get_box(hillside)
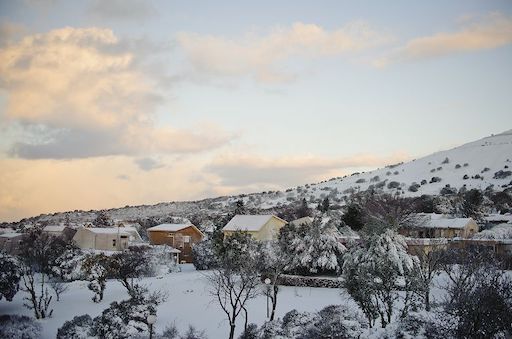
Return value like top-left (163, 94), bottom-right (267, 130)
top-left (4, 130), bottom-right (512, 227)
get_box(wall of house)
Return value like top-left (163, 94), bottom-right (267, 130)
top-left (73, 229), bottom-right (128, 251)
top-left (257, 217), bottom-right (286, 241)
top-left (148, 226), bottom-right (203, 263)
top-left (0, 235), bottom-right (25, 255)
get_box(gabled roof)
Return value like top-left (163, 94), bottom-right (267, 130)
top-left (416, 214), bottom-right (474, 229)
top-left (0, 232), bottom-right (24, 238)
top-left (222, 215), bottom-right (286, 232)
top-left (84, 227), bottom-right (130, 235)
top-left (147, 223), bottom-right (192, 232)
top-left (147, 223), bottom-right (205, 236)
top-left (43, 225), bottom-right (66, 232)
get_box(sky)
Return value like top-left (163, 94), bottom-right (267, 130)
top-left (0, 0), bottom-right (511, 222)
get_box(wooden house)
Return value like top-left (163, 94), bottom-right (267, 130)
top-left (147, 223), bottom-right (204, 263)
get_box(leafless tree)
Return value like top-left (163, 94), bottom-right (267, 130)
top-left (207, 266), bottom-right (260, 339)
top-left (409, 244), bottom-right (447, 311)
top-left (362, 193), bottom-right (419, 233)
top-left (49, 278), bottom-right (69, 302)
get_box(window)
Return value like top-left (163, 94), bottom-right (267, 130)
top-left (183, 236), bottom-right (191, 243)
top-left (112, 239), bottom-right (116, 247)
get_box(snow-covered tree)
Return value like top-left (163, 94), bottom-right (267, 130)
top-left (0, 253), bottom-right (22, 302)
top-left (0, 314), bottom-right (42, 339)
top-left (192, 239), bottom-right (218, 270)
top-left (343, 229), bottom-right (422, 328)
top-left (82, 254), bottom-right (111, 303)
top-left (286, 218), bottom-right (346, 275)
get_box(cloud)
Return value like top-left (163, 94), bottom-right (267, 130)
top-left (375, 12), bottom-right (512, 67)
top-left (0, 22), bottom-right (26, 47)
top-left (0, 27), bottom-right (232, 159)
top-left (207, 152), bottom-right (410, 187)
top-left (134, 157), bottom-right (164, 171)
top-left (88, 0), bottom-right (155, 21)
top-left (177, 21), bottom-right (391, 83)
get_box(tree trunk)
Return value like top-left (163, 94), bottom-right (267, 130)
top-left (270, 285), bottom-right (278, 321)
top-left (425, 290), bottom-right (431, 311)
top-left (228, 323), bottom-right (235, 339)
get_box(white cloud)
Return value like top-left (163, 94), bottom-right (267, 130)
top-left (177, 21), bottom-right (391, 83)
top-left (0, 27), bottom-right (232, 159)
top-left (375, 12), bottom-right (512, 67)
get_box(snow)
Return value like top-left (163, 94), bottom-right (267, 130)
top-left (416, 214), bottom-right (473, 229)
top-left (1, 267), bottom-right (348, 339)
top-left (222, 215), bottom-right (277, 232)
top-left (0, 232), bottom-right (23, 238)
top-left (147, 223), bottom-right (192, 232)
top-left (84, 228), bottom-right (130, 235)
top-left (43, 225), bottom-right (66, 232)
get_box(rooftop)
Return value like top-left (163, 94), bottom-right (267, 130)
top-left (223, 215), bottom-right (284, 232)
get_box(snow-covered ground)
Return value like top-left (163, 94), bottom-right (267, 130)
top-left (0, 265), bottom-right (353, 338)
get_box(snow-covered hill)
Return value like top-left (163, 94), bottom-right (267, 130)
top-left (4, 130), bottom-right (512, 226)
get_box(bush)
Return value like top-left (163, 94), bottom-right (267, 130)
top-left (0, 253), bottom-right (22, 301)
top-left (440, 185), bottom-right (457, 196)
top-left (301, 305), bottom-right (367, 339)
top-left (430, 177), bottom-right (442, 183)
top-left (494, 170), bottom-right (512, 179)
top-left (409, 183), bottom-right (420, 192)
top-left (455, 164), bottom-right (461, 169)
top-left (481, 167), bottom-right (490, 173)
top-left (421, 179), bottom-right (427, 185)
top-left (192, 240), bottom-right (218, 270)
top-left (57, 315), bottom-right (93, 339)
top-left (387, 181), bottom-right (400, 189)
top-left (355, 178), bottom-right (366, 183)
top-left (370, 176), bottom-right (380, 182)
top-left (0, 314), bottom-right (42, 339)
top-left (463, 174), bottom-right (469, 180)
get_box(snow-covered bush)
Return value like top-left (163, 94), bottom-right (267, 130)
top-left (57, 314), bottom-right (94, 339)
top-left (300, 305), bottom-right (367, 339)
top-left (91, 285), bottom-right (166, 339)
top-left (238, 323), bottom-right (258, 339)
top-left (0, 314), bottom-right (41, 339)
top-left (82, 253), bottom-right (112, 302)
top-left (0, 253), bottom-right (22, 301)
top-left (192, 239), bottom-right (218, 270)
top-left (369, 311), bottom-right (450, 339)
top-left (387, 181), bottom-right (400, 189)
top-left (286, 218), bottom-right (346, 275)
top-left (52, 248), bottom-right (87, 281)
top-left (494, 170), bottom-right (512, 179)
top-left (342, 229), bottom-right (422, 328)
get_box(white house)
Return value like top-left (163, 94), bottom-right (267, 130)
top-left (72, 226), bottom-right (142, 251)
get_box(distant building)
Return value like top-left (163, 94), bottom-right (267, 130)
top-left (147, 223), bottom-right (204, 263)
top-left (222, 215), bottom-right (287, 241)
top-left (0, 233), bottom-right (26, 255)
top-left (400, 214), bottom-right (478, 239)
top-left (72, 226), bottom-right (142, 251)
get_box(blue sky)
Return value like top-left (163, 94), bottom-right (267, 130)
top-left (0, 0), bottom-right (511, 221)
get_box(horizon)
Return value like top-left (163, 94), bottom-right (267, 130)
top-left (1, 1), bottom-right (512, 222)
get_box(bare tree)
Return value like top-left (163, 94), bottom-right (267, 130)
top-left (49, 278), bottom-right (69, 302)
top-left (207, 267), bottom-right (260, 339)
top-left (362, 193), bottom-right (419, 233)
top-left (409, 243), bottom-right (446, 310)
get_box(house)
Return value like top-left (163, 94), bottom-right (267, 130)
top-left (222, 215), bottom-right (287, 241)
top-left (405, 237), bottom-right (449, 255)
top-left (42, 225), bottom-right (77, 240)
top-left (72, 227), bottom-right (142, 251)
top-left (400, 214), bottom-right (478, 239)
top-left (147, 223), bottom-right (204, 263)
top-left (0, 233), bottom-right (26, 255)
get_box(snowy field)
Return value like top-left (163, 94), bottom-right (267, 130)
top-left (0, 265), bottom-right (357, 338)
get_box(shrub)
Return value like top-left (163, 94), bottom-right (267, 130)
top-left (192, 240), bottom-right (218, 270)
top-left (0, 314), bottom-right (42, 339)
top-left (370, 175), bottom-right (380, 182)
top-left (430, 177), bottom-right (442, 183)
top-left (57, 315), bottom-right (93, 339)
top-left (463, 163), bottom-right (469, 167)
top-left (493, 170), bottom-right (512, 179)
top-left (387, 181), bottom-right (400, 189)
top-left (409, 183), bottom-right (420, 192)
top-left (442, 157), bottom-right (450, 164)
top-left (355, 178), bottom-right (366, 183)
top-left (481, 167), bottom-right (490, 173)
top-left (430, 169), bottom-right (436, 173)
top-left (463, 174), bottom-right (469, 180)
top-left (421, 179), bottom-right (427, 185)
top-left (393, 171), bottom-right (399, 175)
top-left (455, 164), bottom-right (461, 169)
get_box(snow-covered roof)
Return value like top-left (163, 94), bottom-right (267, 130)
top-left (484, 214), bottom-right (512, 223)
top-left (0, 232), bottom-right (24, 238)
top-left (85, 228), bottom-right (130, 235)
top-left (147, 223), bottom-right (193, 232)
top-left (43, 225), bottom-right (66, 232)
top-left (223, 215), bottom-right (285, 232)
top-left (416, 214), bottom-right (474, 229)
